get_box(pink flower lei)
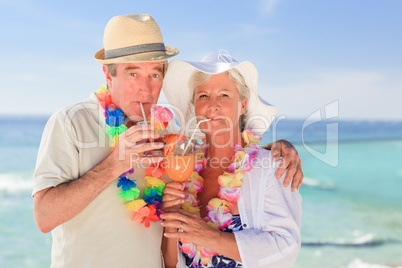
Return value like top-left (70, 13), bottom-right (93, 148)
top-left (95, 84), bottom-right (171, 228)
top-left (180, 129), bottom-right (261, 267)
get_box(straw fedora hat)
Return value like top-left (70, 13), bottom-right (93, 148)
top-left (95, 14), bottom-right (179, 64)
top-left (163, 52), bottom-right (277, 139)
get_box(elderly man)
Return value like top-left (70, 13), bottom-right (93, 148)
top-left (32, 14), bottom-right (303, 268)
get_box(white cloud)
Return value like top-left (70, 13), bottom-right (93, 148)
top-left (259, 0), bottom-right (282, 16)
top-left (1, 54), bottom-right (104, 115)
top-left (259, 69), bottom-right (402, 120)
top-left (9, 73), bottom-right (47, 82)
top-left (0, 0), bottom-right (24, 5)
top-left (1, 0), bottom-right (46, 17)
top-left (229, 22), bottom-right (276, 38)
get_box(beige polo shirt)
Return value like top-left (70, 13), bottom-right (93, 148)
top-left (33, 93), bottom-right (177, 268)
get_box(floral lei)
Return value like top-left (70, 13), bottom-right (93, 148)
top-left (95, 84), bottom-right (262, 266)
top-left (180, 129), bottom-right (261, 267)
top-left (95, 84), bottom-right (169, 228)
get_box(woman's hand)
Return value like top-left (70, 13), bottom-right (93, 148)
top-left (161, 181), bottom-right (185, 212)
top-left (161, 209), bottom-right (220, 248)
top-left (161, 182), bottom-right (187, 268)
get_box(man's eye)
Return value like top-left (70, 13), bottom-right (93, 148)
top-left (221, 94), bottom-right (229, 97)
top-left (152, 74), bottom-right (160, 78)
top-left (130, 73), bottom-right (137, 77)
top-left (199, 94), bottom-right (207, 98)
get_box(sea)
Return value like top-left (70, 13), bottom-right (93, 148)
top-left (1, 116), bottom-right (402, 268)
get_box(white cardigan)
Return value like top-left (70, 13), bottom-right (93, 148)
top-left (176, 149), bottom-right (302, 268)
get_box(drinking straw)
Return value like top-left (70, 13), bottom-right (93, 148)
top-left (140, 103), bottom-right (148, 124)
top-left (182, 119), bottom-right (211, 155)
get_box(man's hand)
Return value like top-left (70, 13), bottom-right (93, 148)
top-left (264, 140), bottom-right (303, 191)
top-left (112, 124), bottom-right (164, 173)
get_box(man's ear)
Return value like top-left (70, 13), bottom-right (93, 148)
top-left (102, 64), bottom-right (112, 88)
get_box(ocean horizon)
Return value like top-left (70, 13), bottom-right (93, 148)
top-left (1, 115), bottom-right (402, 267)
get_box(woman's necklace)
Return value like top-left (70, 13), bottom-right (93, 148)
top-left (180, 130), bottom-right (261, 267)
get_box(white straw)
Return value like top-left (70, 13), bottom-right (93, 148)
top-left (140, 103), bottom-right (148, 124)
top-left (182, 119), bottom-right (211, 155)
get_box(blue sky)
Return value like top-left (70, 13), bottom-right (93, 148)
top-left (1, 0), bottom-right (401, 120)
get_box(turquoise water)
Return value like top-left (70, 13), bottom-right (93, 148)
top-left (0, 117), bottom-right (52, 268)
top-left (1, 117), bottom-right (402, 267)
top-left (294, 140), bottom-right (402, 267)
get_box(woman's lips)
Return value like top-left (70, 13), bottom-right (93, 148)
top-left (207, 116), bottom-right (224, 121)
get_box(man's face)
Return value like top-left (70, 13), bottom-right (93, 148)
top-left (103, 62), bottom-right (164, 122)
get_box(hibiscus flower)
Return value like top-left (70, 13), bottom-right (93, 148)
top-left (131, 205), bottom-right (159, 228)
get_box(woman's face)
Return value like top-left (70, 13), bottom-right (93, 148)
top-left (194, 73), bottom-right (247, 136)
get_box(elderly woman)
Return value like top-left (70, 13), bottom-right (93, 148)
top-left (161, 53), bottom-right (302, 268)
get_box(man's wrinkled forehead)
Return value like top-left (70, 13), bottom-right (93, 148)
top-left (120, 62), bottom-right (165, 76)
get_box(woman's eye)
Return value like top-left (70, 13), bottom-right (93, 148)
top-left (221, 94), bottom-right (229, 97)
top-left (199, 94), bottom-right (207, 98)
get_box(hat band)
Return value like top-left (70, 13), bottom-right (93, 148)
top-left (104, 43), bottom-right (166, 59)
